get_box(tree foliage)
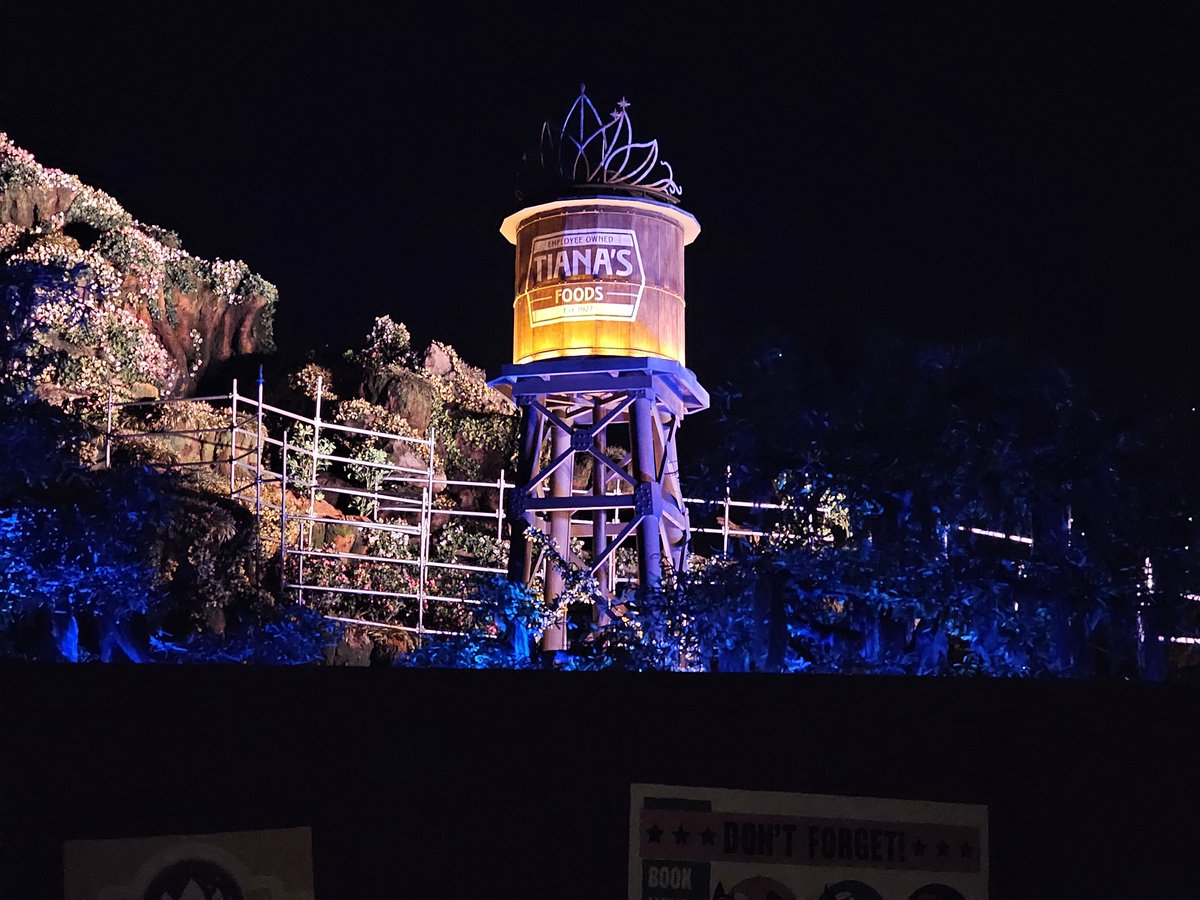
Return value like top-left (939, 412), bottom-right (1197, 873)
top-left (667, 330), bottom-right (1200, 679)
top-left (0, 403), bottom-right (337, 663)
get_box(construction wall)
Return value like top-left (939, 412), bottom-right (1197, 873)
top-left (1, 665), bottom-right (1196, 899)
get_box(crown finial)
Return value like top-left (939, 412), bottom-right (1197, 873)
top-left (516, 86), bottom-right (682, 205)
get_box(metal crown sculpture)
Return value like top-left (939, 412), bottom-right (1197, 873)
top-left (516, 84), bottom-right (682, 205)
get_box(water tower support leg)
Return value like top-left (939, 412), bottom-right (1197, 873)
top-left (542, 424), bottom-right (572, 653)
top-left (506, 401), bottom-right (541, 586)
top-left (592, 398), bottom-right (611, 624)
top-left (631, 393), bottom-right (662, 592)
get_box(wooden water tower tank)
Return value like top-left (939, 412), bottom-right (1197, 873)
top-left (502, 197), bottom-right (699, 365)
top-left (502, 86), bottom-right (699, 366)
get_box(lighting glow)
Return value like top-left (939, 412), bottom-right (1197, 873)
top-left (956, 525), bottom-right (1033, 545)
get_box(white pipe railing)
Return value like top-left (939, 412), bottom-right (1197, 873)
top-left (103, 382), bottom-right (1050, 641)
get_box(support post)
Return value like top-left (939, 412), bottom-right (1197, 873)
top-left (497, 470), bottom-right (507, 543)
top-left (229, 379), bottom-right (238, 498)
top-left (308, 375), bottom-right (323, 521)
top-left (417, 427), bottom-right (436, 643)
top-left (298, 375), bottom-right (323, 605)
top-left (630, 394), bottom-right (661, 592)
top-left (592, 398), bottom-right (610, 625)
top-left (281, 429), bottom-right (290, 602)
top-left (104, 382), bottom-right (114, 469)
top-left (255, 366), bottom-right (264, 582)
top-left (723, 465), bottom-right (732, 557)
top-left (506, 402), bottom-right (541, 587)
top-left (543, 423), bottom-right (572, 654)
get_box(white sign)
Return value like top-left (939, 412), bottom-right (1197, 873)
top-left (523, 227), bottom-right (645, 326)
top-left (630, 784), bottom-right (988, 900)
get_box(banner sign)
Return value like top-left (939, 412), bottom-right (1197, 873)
top-left (523, 227), bottom-right (646, 326)
top-left (630, 785), bottom-right (987, 900)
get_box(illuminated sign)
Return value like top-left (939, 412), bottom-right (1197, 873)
top-left (630, 784), bottom-right (988, 900)
top-left (522, 227), bottom-right (645, 327)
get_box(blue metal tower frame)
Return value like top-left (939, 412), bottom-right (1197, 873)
top-left (489, 356), bottom-right (709, 650)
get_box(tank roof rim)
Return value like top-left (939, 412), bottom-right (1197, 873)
top-left (499, 195), bottom-right (700, 245)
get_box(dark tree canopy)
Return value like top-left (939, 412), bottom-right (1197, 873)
top-left (672, 330), bottom-right (1199, 679)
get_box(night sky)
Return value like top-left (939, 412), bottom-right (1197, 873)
top-left (3, 3), bottom-right (1195, 407)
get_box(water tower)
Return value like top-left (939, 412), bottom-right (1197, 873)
top-left (489, 86), bottom-right (709, 652)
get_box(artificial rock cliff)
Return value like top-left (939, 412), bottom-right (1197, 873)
top-left (0, 132), bottom-right (275, 397)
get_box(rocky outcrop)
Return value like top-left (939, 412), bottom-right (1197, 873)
top-left (150, 279), bottom-right (273, 392)
top-left (0, 181), bottom-right (77, 226)
top-left (0, 132), bottom-right (276, 397)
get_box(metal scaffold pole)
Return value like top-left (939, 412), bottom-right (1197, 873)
top-left (255, 366), bottom-right (265, 582)
top-left (104, 382), bottom-right (114, 468)
top-left (280, 429), bottom-right (290, 602)
top-left (229, 379), bottom-right (239, 500)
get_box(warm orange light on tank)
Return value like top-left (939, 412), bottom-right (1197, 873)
top-left (502, 196), bottom-right (699, 366)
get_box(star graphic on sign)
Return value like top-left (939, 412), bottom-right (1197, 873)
top-left (700, 827), bottom-right (717, 846)
top-left (673, 825), bottom-right (690, 845)
top-left (937, 840), bottom-right (950, 857)
top-left (912, 838), bottom-right (926, 856)
top-left (646, 824), bottom-right (664, 843)
top-left (960, 842), bottom-right (974, 858)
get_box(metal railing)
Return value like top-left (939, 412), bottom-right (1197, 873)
top-left (104, 375), bottom-right (514, 641)
top-left (101, 383), bottom-right (858, 641)
top-left (100, 381), bottom-right (1200, 659)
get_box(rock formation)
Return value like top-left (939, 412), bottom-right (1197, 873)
top-left (0, 132), bottom-right (276, 399)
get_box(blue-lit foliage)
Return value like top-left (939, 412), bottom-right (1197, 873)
top-left (3, 245), bottom-right (1194, 677)
top-left (398, 575), bottom-right (543, 669)
top-left (0, 403), bottom-right (337, 663)
top-left (411, 332), bottom-right (1200, 679)
top-left (673, 331), bottom-right (1200, 680)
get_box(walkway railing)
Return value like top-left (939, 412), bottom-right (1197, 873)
top-left (104, 376), bottom-right (513, 640)
top-left (109, 383), bottom-right (1039, 640)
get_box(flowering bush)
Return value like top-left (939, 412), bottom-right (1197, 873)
top-left (288, 363), bottom-right (337, 402)
top-left (2, 259), bottom-right (177, 410)
top-left (0, 223), bottom-right (23, 253)
top-left (360, 315), bottom-right (413, 375)
top-left (345, 444), bottom-right (390, 516)
top-left (207, 258), bottom-right (250, 304)
top-left (332, 397), bottom-right (418, 439)
top-left (64, 184), bottom-right (134, 232)
top-left (283, 423), bottom-right (334, 500)
top-left (0, 133), bottom-right (65, 190)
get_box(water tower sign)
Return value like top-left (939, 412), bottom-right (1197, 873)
top-left (507, 197), bottom-right (697, 364)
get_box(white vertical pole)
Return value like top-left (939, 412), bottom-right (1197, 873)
top-left (104, 383), bottom-right (113, 468)
top-left (229, 378), bottom-right (239, 499)
top-left (417, 426), bottom-right (435, 642)
top-left (299, 375), bottom-right (323, 602)
top-left (255, 366), bottom-right (264, 582)
top-left (497, 470), bottom-right (507, 542)
top-left (309, 375), bottom-right (323, 521)
top-left (281, 429), bottom-right (291, 603)
top-left (255, 369), bottom-right (264, 513)
top-left (723, 464), bottom-right (732, 557)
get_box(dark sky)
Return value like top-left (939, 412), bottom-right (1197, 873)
top-left (3, 3), bottom-right (1195, 406)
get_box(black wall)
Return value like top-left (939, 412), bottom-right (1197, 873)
top-left (2, 665), bottom-right (1198, 900)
